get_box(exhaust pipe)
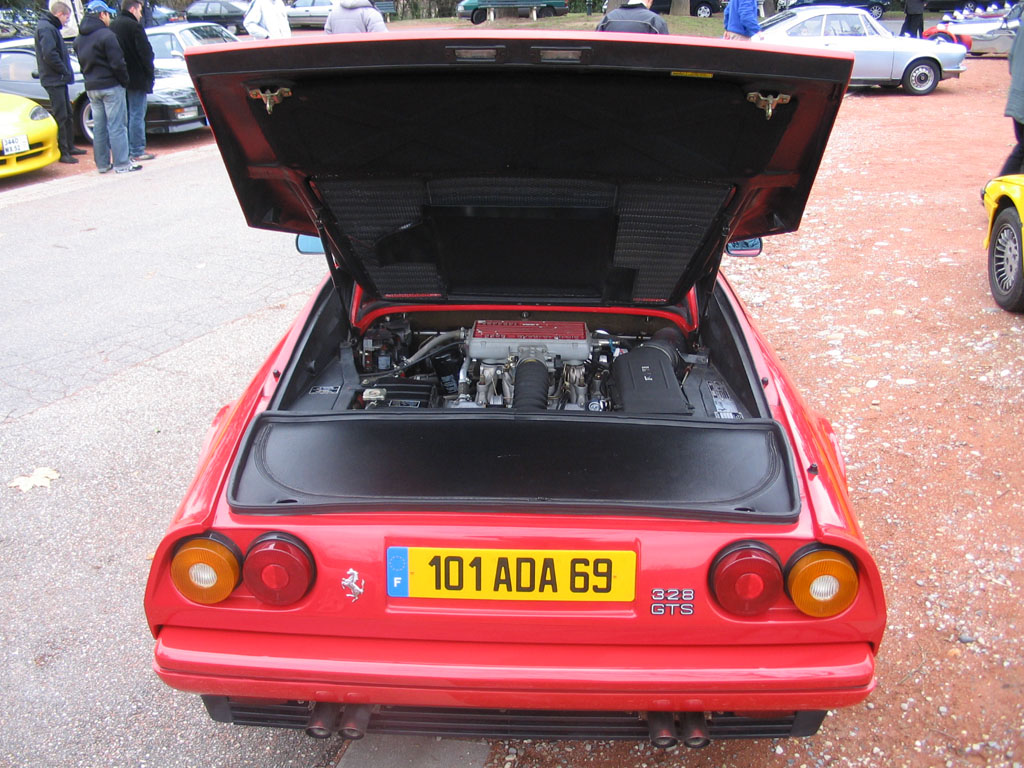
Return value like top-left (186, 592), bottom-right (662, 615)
top-left (645, 711), bottom-right (678, 748)
top-left (305, 703), bottom-right (341, 739)
top-left (339, 704), bottom-right (372, 739)
top-left (679, 711), bottom-right (711, 749)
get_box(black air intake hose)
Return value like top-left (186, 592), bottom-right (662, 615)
top-left (512, 359), bottom-right (549, 410)
top-left (645, 327), bottom-right (687, 373)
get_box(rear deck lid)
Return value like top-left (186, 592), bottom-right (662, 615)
top-left (185, 31), bottom-right (852, 305)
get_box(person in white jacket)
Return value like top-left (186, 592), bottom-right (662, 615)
top-left (243, 0), bottom-right (291, 39)
top-left (324, 0), bottom-right (386, 33)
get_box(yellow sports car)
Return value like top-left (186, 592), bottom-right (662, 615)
top-left (983, 175), bottom-right (1024, 313)
top-left (0, 92), bottom-right (59, 179)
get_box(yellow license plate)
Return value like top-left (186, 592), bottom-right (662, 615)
top-left (386, 546), bottom-right (636, 601)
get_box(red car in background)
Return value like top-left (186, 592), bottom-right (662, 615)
top-left (144, 31), bottom-right (886, 750)
top-left (923, 1), bottom-right (1022, 54)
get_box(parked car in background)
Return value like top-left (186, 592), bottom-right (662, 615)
top-left (145, 29), bottom-right (886, 750)
top-left (288, 0), bottom-right (334, 28)
top-left (780, 0), bottom-right (889, 20)
top-left (983, 176), bottom-right (1024, 312)
top-left (147, 21), bottom-right (239, 70)
top-left (458, 0), bottom-right (569, 23)
top-left (185, 0), bottom-right (248, 34)
top-left (596, 0), bottom-right (723, 18)
top-left (757, 6), bottom-right (967, 95)
top-left (152, 5), bottom-right (189, 24)
top-left (0, 38), bottom-right (209, 143)
top-left (651, 0), bottom-right (723, 15)
top-left (923, 1), bottom-right (1021, 55)
top-left (0, 8), bottom-right (37, 40)
top-left (0, 91), bottom-right (58, 178)
top-left (923, 0), bottom-right (1008, 11)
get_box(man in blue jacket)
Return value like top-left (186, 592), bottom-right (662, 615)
top-left (35, 2), bottom-right (85, 163)
top-left (74, 0), bottom-right (141, 174)
top-left (723, 0), bottom-right (759, 39)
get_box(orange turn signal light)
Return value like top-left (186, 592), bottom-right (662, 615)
top-left (170, 535), bottom-right (242, 604)
top-left (786, 548), bottom-right (858, 618)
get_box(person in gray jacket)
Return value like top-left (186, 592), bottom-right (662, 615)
top-left (596, 0), bottom-right (668, 34)
top-left (1000, 15), bottom-right (1024, 175)
top-left (324, 0), bottom-right (387, 33)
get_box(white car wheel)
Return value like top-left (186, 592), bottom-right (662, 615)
top-left (902, 59), bottom-right (939, 95)
top-left (76, 99), bottom-right (95, 144)
top-left (989, 206), bottom-right (1024, 312)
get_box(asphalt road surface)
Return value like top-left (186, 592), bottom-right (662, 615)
top-left (0, 144), bottom-right (493, 767)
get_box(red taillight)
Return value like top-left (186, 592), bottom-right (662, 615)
top-left (243, 533), bottom-right (315, 606)
top-left (710, 542), bottom-right (783, 616)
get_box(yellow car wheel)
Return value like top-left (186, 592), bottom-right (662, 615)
top-left (989, 206), bottom-right (1024, 313)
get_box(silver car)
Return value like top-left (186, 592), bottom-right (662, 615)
top-left (287, 0), bottom-right (334, 29)
top-left (146, 21), bottom-right (239, 71)
top-left (757, 6), bottom-right (968, 95)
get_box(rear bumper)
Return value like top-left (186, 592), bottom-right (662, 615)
top-left (154, 627), bottom-right (876, 712)
top-left (201, 697), bottom-right (830, 740)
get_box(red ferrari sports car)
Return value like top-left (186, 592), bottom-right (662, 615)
top-left (144, 30), bottom-right (886, 749)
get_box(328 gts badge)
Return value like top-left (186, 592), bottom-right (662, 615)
top-left (650, 587), bottom-right (695, 616)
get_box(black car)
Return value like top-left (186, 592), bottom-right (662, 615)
top-left (923, 0), bottom-right (993, 10)
top-left (185, 0), bottom-right (248, 34)
top-left (652, 0), bottom-right (724, 16)
top-left (783, 0), bottom-right (889, 18)
top-left (601, 0), bottom-right (724, 17)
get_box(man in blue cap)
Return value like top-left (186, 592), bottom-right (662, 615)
top-left (74, 0), bottom-right (142, 174)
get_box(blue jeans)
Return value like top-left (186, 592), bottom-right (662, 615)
top-left (126, 89), bottom-right (147, 158)
top-left (87, 85), bottom-right (129, 171)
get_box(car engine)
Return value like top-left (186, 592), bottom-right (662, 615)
top-left (347, 318), bottom-right (746, 419)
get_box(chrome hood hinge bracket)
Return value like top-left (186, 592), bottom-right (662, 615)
top-left (747, 92), bottom-right (791, 120)
top-left (249, 86), bottom-right (293, 115)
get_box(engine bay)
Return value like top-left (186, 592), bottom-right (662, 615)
top-left (284, 312), bottom-right (756, 421)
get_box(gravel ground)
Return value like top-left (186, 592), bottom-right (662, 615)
top-left (7, 37), bottom-right (1017, 768)
top-left (482, 57), bottom-right (1024, 768)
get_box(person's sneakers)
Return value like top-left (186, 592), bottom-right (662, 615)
top-left (97, 165), bottom-right (113, 174)
top-left (58, 155), bottom-right (79, 164)
top-left (114, 162), bottom-right (143, 174)
top-left (69, 147), bottom-right (87, 155)
top-left (131, 152), bottom-right (156, 161)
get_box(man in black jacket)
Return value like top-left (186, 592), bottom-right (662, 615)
top-left (74, 0), bottom-right (141, 173)
top-left (110, 0), bottom-right (155, 163)
top-left (900, 0), bottom-right (924, 37)
top-left (34, 2), bottom-right (85, 163)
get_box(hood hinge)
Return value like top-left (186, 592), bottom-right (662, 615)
top-left (747, 92), bottom-right (791, 120)
top-left (249, 86), bottom-right (293, 115)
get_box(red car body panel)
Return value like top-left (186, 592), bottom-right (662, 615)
top-left (144, 278), bottom-right (886, 709)
top-left (144, 31), bottom-right (884, 745)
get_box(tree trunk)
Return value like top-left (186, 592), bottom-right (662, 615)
top-left (761, 0), bottom-right (776, 15)
top-left (669, 0), bottom-right (691, 15)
